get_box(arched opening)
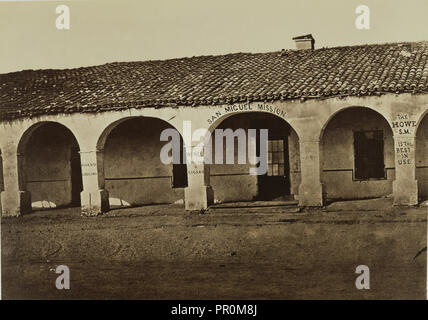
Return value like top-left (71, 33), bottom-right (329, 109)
top-left (18, 122), bottom-right (83, 210)
top-left (416, 111), bottom-right (428, 201)
top-left (208, 112), bottom-right (300, 203)
top-left (321, 107), bottom-right (394, 201)
top-left (99, 117), bottom-right (187, 208)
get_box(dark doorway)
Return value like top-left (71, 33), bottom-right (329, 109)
top-left (255, 116), bottom-right (291, 200)
top-left (70, 145), bottom-right (83, 206)
top-left (172, 136), bottom-right (188, 188)
top-left (354, 130), bottom-right (385, 180)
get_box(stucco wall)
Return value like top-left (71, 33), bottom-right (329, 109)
top-left (0, 151), bottom-right (3, 193)
top-left (1, 93), bottom-right (427, 215)
top-left (416, 113), bottom-right (428, 200)
top-left (103, 117), bottom-right (184, 207)
top-left (321, 107), bottom-right (395, 200)
top-left (0, 150), bottom-right (3, 215)
top-left (209, 115), bottom-right (257, 202)
top-left (25, 123), bottom-right (76, 209)
top-left (288, 129), bottom-right (301, 196)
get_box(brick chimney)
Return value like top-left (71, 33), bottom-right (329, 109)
top-left (292, 34), bottom-right (315, 50)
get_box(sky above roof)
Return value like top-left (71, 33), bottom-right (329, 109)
top-left (0, 0), bottom-right (428, 74)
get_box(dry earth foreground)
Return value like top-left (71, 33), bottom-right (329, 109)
top-left (1, 198), bottom-right (427, 299)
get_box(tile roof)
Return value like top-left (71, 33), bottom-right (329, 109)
top-left (1, 41), bottom-right (428, 121)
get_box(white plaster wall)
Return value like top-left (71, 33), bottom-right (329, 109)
top-left (321, 107), bottom-right (395, 200)
top-left (0, 150), bottom-right (3, 193)
top-left (103, 117), bottom-right (185, 207)
top-left (209, 115), bottom-right (257, 202)
top-left (24, 123), bottom-right (77, 209)
top-left (1, 92), bottom-right (427, 215)
top-left (416, 113), bottom-right (428, 200)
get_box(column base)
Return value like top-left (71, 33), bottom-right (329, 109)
top-left (393, 179), bottom-right (418, 206)
top-left (0, 190), bottom-right (32, 217)
top-left (298, 183), bottom-right (324, 207)
top-left (81, 189), bottom-right (110, 216)
top-left (185, 186), bottom-right (214, 211)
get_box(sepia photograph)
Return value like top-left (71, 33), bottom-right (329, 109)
top-left (0, 0), bottom-right (427, 305)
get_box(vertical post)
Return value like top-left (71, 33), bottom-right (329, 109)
top-left (184, 161), bottom-right (213, 211)
top-left (392, 135), bottom-right (418, 205)
top-left (183, 136), bottom-right (214, 211)
top-left (298, 139), bottom-right (324, 206)
top-left (182, 123), bottom-right (214, 211)
top-left (79, 149), bottom-right (109, 216)
top-left (0, 144), bottom-right (31, 216)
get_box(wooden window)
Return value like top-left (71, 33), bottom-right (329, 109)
top-left (267, 139), bottom-right (285, 176)
top-left (354, 130), bottom-right (385, 180)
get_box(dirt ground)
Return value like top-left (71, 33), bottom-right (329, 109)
top-left (1, 198), bottom-right (427, 300)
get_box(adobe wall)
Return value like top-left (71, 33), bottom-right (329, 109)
top-left (0, 151), bottom-right (3, 192)
top-left (103, 117), bottom-right (184, 207)
top-left (289, 129), bottom-right (301, 197)
top-left (321, 108), bottom-right (395, 200)
top-left (0, 92), bottom-right (427, 215)
top-left (416, 113), bottom-right (428, 200)
top-left (25, 123), bottom-right (77, 209)
top-left (209, 115), bottom-right (257, 202)
top-left (0, 150), bottom-right (3, 215)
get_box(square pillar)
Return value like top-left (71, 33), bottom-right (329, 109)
top-left (392, 136), bottom-right (418, 205)
top-left (1, 150), bottom-right (31, 217)
top-left (184, 162), bottom-right (213, 211)
top-left (1, 190), bottom-right (31, 217)
top-left (298, 139), bottom-right (324, 206)
top-left (79, 150), bottom-right (109, 216)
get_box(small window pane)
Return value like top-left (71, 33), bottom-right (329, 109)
top-left (278, 151), bottom-right (284, 163)
top-left (273, 164), bottom-right (279, 175)
top-left (271, 141), bottom-right (277, 152)
top-left (272, 152), bottom-right (278, 163)
top-left (267, 164), bottom-right (273, 176)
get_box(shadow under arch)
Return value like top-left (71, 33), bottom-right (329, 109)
top-left (415, 108), bottom-right (428, 134)
top-left (320, 106), bottom-right (395, 202)
top-left (17, 121), bottom-right (83, 211)
top-left (319, 105), bottom-right (393, 142)
top-left (207, 109), bottom-right (298, 137)
top-left (97, 117), bottom-right (136, 151)
top-left (17, 121), bottom-right (81, 154)
top-left (206, 111), bottom-right (301, 203)
top-left (96, 116), bottom-right (188, 208)
top-left (415, 109), bottom-right (428, 201)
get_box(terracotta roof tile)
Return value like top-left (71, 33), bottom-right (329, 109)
top-left (1, 41), bottom-right (428, 121)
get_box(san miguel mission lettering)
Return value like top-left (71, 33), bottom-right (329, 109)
top-left (207, 103), bottom-right (286, 124)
